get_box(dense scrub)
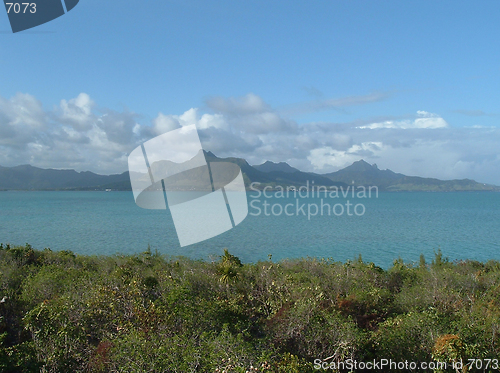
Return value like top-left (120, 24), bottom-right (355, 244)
top-left (0, 244), bottom-right (499, 372)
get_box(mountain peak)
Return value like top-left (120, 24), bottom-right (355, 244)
top-left (253, 161), bottom-right (299, 174)
top-left (345, 159), bottom-right (377, 172)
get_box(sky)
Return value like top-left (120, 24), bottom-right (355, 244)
top-left (1, 0), bottom-right (499, 184)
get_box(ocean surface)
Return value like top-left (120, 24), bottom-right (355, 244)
top-left (1, 190), bottom-right (499, 268)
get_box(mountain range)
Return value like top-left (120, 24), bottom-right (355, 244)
top-left (0, 152), bottom-right (497, 192)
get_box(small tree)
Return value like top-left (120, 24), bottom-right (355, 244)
top-left (217, 249), bottom-right (243, 284)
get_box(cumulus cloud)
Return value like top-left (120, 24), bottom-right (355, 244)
top-left (0, 92), bottom-right (146, 174)
top-left (151, 113), bottom-right (181, 135)
top-left (301, 127), bottom-right (500, 184)
top-left (1, 91), bottom-right (500, 185)
top-left (0, 93), bottom-right (46, 129)
top-left (59, 93), bottom-right (95, 130)
top-left (308, 142), bottom-right (385, 169)
top-left (205, 93), bottom-right (297, 134)
top-left (0, 93), bottom-right (46, 149)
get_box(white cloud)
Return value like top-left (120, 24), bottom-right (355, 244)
top-left (59, 93), bottom-right (95, 130)
top-left (0, 92), bottom-right (145, 174)
top-left (359, 111), bottom-right (449, 129)
top-left (205, 93), bottom-right (298, 135)
top-left (152, 112), bottom-right (181, 134)
top-left (0, 93), bottom-right (45, 129)
top-left (308, 142), bottom-right (385, 170)
top-left (0, 93), bottom-right (47, 151)
top-left (198, 113), bottom-right (227, 130)
top-left (1, 92), bottom-right (499, 185)
top-left (151, 108), bottom-right (216, 135)
top-left (154, 110), bottom-right (229, 133)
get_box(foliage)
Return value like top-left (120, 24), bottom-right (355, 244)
top-left (0, 243), bottom-right (500, 372)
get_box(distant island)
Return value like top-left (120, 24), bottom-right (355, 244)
top-left (0, 151), bottom-right (498, 192)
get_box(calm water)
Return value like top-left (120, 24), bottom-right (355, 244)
top-left (0, 190), bottom-right (499, 268)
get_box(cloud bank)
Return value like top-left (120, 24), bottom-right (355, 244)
top-left (0, 92), bottom-right (499, 185)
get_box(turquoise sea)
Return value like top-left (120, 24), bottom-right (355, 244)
top-left (0, 190), bottom-right (499, 268)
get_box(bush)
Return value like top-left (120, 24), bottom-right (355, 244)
top-left (1, 244), bottom-right (500, 372)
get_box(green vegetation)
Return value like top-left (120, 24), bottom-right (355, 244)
top-left (1, 244), bottom-right (500, 372)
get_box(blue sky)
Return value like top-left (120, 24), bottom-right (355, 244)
top-left (1, 0), bottom-right (499, 183)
